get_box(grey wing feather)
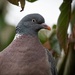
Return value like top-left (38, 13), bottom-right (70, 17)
top-left (46, 49), bottom-right (58, 75)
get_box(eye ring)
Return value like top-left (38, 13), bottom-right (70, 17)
top-left (32, 19), bottom-right (36, 22)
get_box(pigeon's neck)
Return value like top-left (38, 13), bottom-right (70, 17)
top-left (4, 34), bottom-right (42, 53)
top-left (16, 28), bottom-right (38, 37)
top-left (14, 34), bottom-right (39, 40)
top-left (12, 34), bottom-right (42, 51)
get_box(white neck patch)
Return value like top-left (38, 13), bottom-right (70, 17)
top-left (14, 34), bottom-right (22, 40)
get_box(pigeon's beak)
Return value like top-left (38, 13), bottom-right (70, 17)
top-left (41, 23), bottom-right (51, 30)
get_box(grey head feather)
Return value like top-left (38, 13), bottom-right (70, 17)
top-left (16, 13), bottom-right (45, 36)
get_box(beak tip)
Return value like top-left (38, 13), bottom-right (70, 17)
top-left (41, 23), bottom-right (51, 30)
top-left (47, 26), bottom-right (51, 30)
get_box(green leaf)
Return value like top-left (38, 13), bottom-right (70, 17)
top-left (38, 29), bottom-right (50, 44)
top-left (49, 29), bottom-right (61, 55)
top-left (57, 0), bottom-right (71, 51)
top-left (26, 0), bottom-right (37, 3)
top-left (52, 24), bottom-right (57, 29)
top-left (7, 0), bottom-right (25, 11)
top-left (64, 0), bottom-right (72, 2)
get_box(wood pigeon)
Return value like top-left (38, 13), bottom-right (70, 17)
top-left (0, 13), bottom-right (57, 75)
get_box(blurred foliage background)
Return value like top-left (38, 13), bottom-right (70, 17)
top-left (0, 0), bottom-right (75, 75)
top-left (0, 0), bottom-right (15, 51)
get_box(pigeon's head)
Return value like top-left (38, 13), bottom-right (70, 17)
top-left (16, 13), bottom-right (51, 36)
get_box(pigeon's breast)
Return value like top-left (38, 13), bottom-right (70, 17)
top-left (0, 35), bottom-right (51, 75)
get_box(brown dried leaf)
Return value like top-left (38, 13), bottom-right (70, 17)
top-left (7, 0), bottom-right (25, 11)
top-left (19, 0), bottom-right (25, 12)
top-left (7, 0), bottom-right (19, 6)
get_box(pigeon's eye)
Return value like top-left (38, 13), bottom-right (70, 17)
top-left (32, 19), bottom-right (36, 23)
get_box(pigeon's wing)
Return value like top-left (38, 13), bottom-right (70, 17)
top-left (46, 49), bottom-right (58, 75)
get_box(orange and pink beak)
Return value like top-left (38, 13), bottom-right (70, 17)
top-left (41, 23), bottom-right (51, 30)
